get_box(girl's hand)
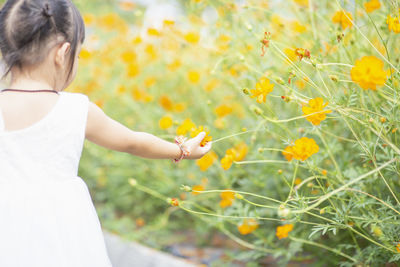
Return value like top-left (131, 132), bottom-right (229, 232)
top-left (183, 132), bottom-right (212, 160)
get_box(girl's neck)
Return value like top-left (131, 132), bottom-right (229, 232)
top-left (8, 77), bottom-right (57, 92)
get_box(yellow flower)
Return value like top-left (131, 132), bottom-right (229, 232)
top-left (121, 50), bottom-right (137, 63)
top-left (250, 77), bottom-right (274, 103)
top-left (282, 137), bottom-right (319, 161)
top-left (364, 0), bottom-right (381, 13)
top-left (276, 224), bottom-right (294, 239)
top-left (220, 142), bottom-right (248, 170)
top-left (215, 104), bottom-right (233, 118)
top-left (126, 63), bottom-right (140, 77)
top-left (238, 219), bottom-right (259, 235)
top-left (187, 70), bottom-right (201, 84)
top-left (147, 28), bottom-right (161, 36)
top-left (79, 48), bottom-right (92, 60)
top-left (167, 59), bottom-right (182, 71)
top-left (220, 189), bottom-right (235, 208)
top-left (190, 126), bottom-right (212, 147)
top-left (196, 151), bottom-right (218, 171)
top-left (284, 48), bottom-right (298, 63)
top-left (205, 79), bottom-right (220, 92)
top-left (350, 56), bottom-right (390, 90)
top-left (176, 118), bottom-right (196, 135)
top-left (302, 97), bottom-right (332, 126)
top-left (294, 0), bottom-right (308, 7)
top-left (291, 21), bottom-right (307, 34)
top-left (191, 184), bottom-right (205, 195)
top-left (332, 10), bottom-right (353, 29)
top-left (387, 14), bottom-right (400, 33)
top-left (184, 32), bottom-right (200, 44)
top-left (159, 95), bottom-right (174, 111)
top-left (159, 115), bottom-right (173, 130)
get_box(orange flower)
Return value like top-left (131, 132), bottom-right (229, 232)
top-left (387, 14), bottom-right (400, 33)
top-left (190, 126), bottom-right (212, 147)
top-left (250, 77), bottom-right (274, 103)
top-left (191, 185), bottom-right (205, 195)
top-left (215, 104), bottom-right (233, 118)
top-left (332, 10), bottom-right (353, 29)
top-left (350, 56), bottom-right (390, 90)
top-left (196, 151), bottom-right (218, 171)
top-left (159, 115), bottom-right (173, 130)
top-left (364, 0), bottom-right (380, 13)
top-left (159, 95), bottom-right (174, 111)
top-left (176, 118), bottom-right (196, 135)
top-left (282, 137), bottom-right (319, 161)
top-left (302, 97), bottom-right (332, 126)
top-left (396, 243), bottom-right (400, 253)
top-left (238, 219), bottom-right (259, 235)
top-left (220, 142), bottom-right (248, 170)
top-left (220, 189), bottom-right (235, 208)
top-left (276, 224), bottom-right (294, 239)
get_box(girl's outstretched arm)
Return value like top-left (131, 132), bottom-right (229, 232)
top-left (85, 101), bottom-right (212, 160)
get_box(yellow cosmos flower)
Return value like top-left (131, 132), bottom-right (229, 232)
top-left (302, 97), bottom-right (332, 126)
top-left (159, 115), bottom-right (173, 130)
top-left (215, 104), bottom-right (233, 118)
top-left (276, 224), bottom-right (294, 239)
top-left (294, 0), bottom-right (308, 7)
top-left (176, 118), bottom-right (196, 136)
top-left (196, 151), bottom-right (218, 171)
top-left (282, 137), bottom-right (319, 161)
top-left (184, 32), bottom-right (200, 44)
top-left (364, 0), bottom-right (380, 13)
top-left (332, 10), bottom-right (353, 29)
top-left (205, 79), bottom-right (220, 92)
top-left (190, 126), bottom-right (212, 147)
top-left (126, 63), bottom-right (140, 77)
top-left (396, 243), bottom-right (400, 253)
top-left (79, 48), bottom-right (92, 60)
top-left (121, 50), bottom-right (137, 63)
top-left (221, 142), bottom-right (248, 170)
top-left (220, 189), bottom-right (235, 208)
top-left (187, 70), bottom-right (201, 84)
top-left (238, 219), bottom-right (259, 235)
top-left (250, 77), bottom-right (274, 103)
top-left (350, 56), bottom-right (390, 90)
top-left (83, 13), bottom-right (95, 25)
top-left (387, 14), bottom-right (400, 33)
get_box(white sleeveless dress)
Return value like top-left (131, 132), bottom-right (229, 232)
top-left (0, 91), bottom-right (113, 267)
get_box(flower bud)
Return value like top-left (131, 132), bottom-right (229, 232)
top-left (275, 77), bottom-right (285, 85)
top-left (277, 204), bottom-right (291, 218)
top-left (234, 193), bottom-right (244, 199)
top-left (243, 88), bottom-right (250, 95)
top-left (128, 178), bottom-right (137, 187)
top-left (180, 185), bottom-right (192, 192)
top-left (329, 75), bottom-right (338, 82)
top-left (250, 105), bottom-right (264, 116)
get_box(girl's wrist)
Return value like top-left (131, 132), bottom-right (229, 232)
top-left (173, 136), bottom-right (190, 163)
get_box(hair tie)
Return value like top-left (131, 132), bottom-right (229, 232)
top-left (42, 3), bottom-right (52, 18)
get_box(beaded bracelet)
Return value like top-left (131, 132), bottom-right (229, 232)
top-left (173, 135), bottom-right (191, 163)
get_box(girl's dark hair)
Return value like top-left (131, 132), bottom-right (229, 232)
top-left (0, 0), bottom-right (85, 83)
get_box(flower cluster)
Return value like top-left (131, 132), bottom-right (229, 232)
top-left (282, 137), bottom-right (319, 161)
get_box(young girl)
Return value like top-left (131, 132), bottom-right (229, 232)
top-left (0, 0), bottom-right (212, 266)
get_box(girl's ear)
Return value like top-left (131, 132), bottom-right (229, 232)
top-left (54, 42), bottom-right (71, 68)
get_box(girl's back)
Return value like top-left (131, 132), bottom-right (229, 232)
top-left (0, 90), bottom-right (114, 267)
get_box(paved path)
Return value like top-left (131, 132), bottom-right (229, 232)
top-left (103, 230), bottom-right (198, 267)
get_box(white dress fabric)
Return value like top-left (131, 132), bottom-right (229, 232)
top-left (0, 91), bottom-right (113, 267)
